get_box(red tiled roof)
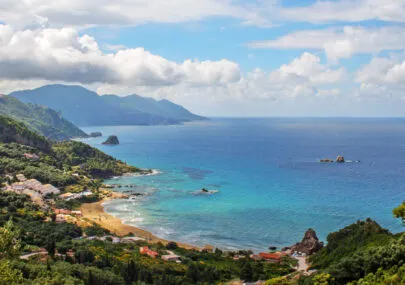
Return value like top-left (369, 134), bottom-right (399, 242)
top-left (259, 253), bottom-right (282, 260)
top-left (140, 246), bottom-right (158, 257)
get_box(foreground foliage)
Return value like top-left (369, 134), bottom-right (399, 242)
top-left (0, 192), bottom-right (293, 285)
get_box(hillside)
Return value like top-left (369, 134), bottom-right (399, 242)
top-left (0, 115), bottom-right (139, 187)
top-left (0, 115), bottom-right (51, 152)
top-left (0, 95), bottom-right (87, 140)
top-left (10, 84), bottom-right (206, 126)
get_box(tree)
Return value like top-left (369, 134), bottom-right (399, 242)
top-left (0, 218), bottom-right (21, 258)
top-left (265, 276), bottom-right (290, 285)
top-left (0, 260), bottom-right (23, 285)
top-left (314, 273), bottom-right (333, 285)
top-left (45, 235), bottom-right (56, 257)
top-left (240, 261), bottom-right (253, 282)
top-left (393, 202), bottom-right (405, 223)
top-left (89, 179), bottom-right (102, 194)
top-left (166, 241), bottom-right (178, 250)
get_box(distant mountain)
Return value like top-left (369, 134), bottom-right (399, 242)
top-left (0, 95), bottom-right (87, 140)
top-left (102, 94), bottom-right (205, 122)
top-left (0, 115), bottom-right (51, 151)
top-left (10, 84), bottom-right (206, 126)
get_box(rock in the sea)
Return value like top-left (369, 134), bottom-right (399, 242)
top-left (90, 132), bottom-right (102, 137)
top-left (102, 135), bottom-right (119, 145)
top-left (320, 159), bottom-right (334, 163)
top-left (336, 155), bottom-right (345, 163)
top-left (290, 228), bottom-right (324, 255)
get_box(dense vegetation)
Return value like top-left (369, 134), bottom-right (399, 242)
top-left (0, 191), bottom-right (293, 285)
top-left (294, 219), bottom-right (405, 285)
top-left (0, 115), bottom-right (51, 151)
top-left (0, 95), bottom-right (87, 140)
top-left (0, 115), bottom-right (140, 188)
top-left (53, 140), bottom-right (138, 178)
top-left (0, 141), bottom-right (140, 188)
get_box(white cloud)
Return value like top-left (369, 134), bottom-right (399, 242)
top-left (0, 25), bottom-right (241, 87)
top-left (0, 0), bottom-right (270, 29)
top-left (270, 52), bottom-right (345, 85)
top-left (1, 0), bottom-right (404, 30)
top-left (249, 26), bottom-right (405, 61)
top-left (95, 52), bottom-right (344, 100)
top-left (354, 54), bottom-right (405, 99)
top-left (278, 0), bottom-right (405, 23)
top-left (0, 30), bottom-right (343, 102)
top-left (356, 56), bottom-right (405, 85)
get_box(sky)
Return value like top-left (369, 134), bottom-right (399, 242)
top-left (0, 0), bottom-right (405, 117)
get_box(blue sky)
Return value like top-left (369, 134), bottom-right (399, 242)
top-left (0, 0), bottom-right (405, 116)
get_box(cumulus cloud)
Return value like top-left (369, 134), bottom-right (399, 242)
top-left (0, 25), bottom-right (342, 100)
top-left (353, 53), bottom-right (405, 99)
top-left (356, 56), bottom-right (405, 85)
top-left (0, 25), bottom-right (241, 87)
top-left (270, 53), bottom-right (345, 85)
top-left (249, 26), bottom-right (405, 61)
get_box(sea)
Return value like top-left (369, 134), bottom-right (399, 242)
top-left (81, 118), bottom-right (405, 252)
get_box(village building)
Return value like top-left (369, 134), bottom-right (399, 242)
top-left (55, 214), bottom-right (68, 223)
top-left (62, 190), bottom-right (92, 201)
top-left (16, 174), bottom-right (27, 182)
top-left (249, 254), bottom-right (262, 261)
top-left (7, 178), bottom-right (60, 197)
top-left (258, 252), bottom-right (286, 263)
top-left (59, 192), bottom-right (74, 199)
top-left (139, 246), bottom-right (158, 258)
top-left (161, 254), bottom-right (181, 263)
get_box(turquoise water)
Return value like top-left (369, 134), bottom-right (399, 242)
top-left (81, 118), bottom-right (405, 251)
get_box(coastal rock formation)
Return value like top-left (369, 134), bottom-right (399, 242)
top-left (290, 228), bottom-right (324, 255)
top-left (90, 132), bottom-right (102, 137)
top-left (103, 135), bottom-right (119, 145)
top-left (336, 156), bottom-right (345, 163)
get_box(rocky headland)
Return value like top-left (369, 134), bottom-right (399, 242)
top-left (103, 135), bottom-right (120, 145)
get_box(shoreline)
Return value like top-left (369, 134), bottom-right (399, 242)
top-left (80, 197), bottom-right (201, 251)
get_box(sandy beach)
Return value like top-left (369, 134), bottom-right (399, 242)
top-left (80, 197), bottom-right (200, 250)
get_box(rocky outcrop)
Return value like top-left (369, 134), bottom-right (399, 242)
top-left (90, 132), bottom-right (102, 137)
top-left (290, 228), bottom-right (324, 255)
top-left (102, 135), bottom-right (119, 145)
top-left (336, 156), bottom-right (345, 163)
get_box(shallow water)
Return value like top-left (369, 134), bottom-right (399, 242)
top-left (81, 118), bottom-right (405, 251)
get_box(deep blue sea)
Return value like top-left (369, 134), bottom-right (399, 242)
top-left (81, 118), bottom-right (405, 252)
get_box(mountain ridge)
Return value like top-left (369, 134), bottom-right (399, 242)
top-left (10, 84), bottom-right (206, 126)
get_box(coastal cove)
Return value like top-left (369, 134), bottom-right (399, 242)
top-left (81, 118), bottom-right (405, 252)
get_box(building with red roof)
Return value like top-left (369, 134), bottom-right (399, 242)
top-left (259, 252), bottom-right (284, 263)
top-left (140, 246), bottom-right (158, 258)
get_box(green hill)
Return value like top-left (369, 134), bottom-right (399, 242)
top-left (0, 95), bottom-right (87, 140)
top-left (0, 115), bottom-right (51, 151)
top-left (0, 115), bottom-right (139, 187)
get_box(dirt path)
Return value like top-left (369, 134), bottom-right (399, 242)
top-left (295, 256), bottom-right (310, 274)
